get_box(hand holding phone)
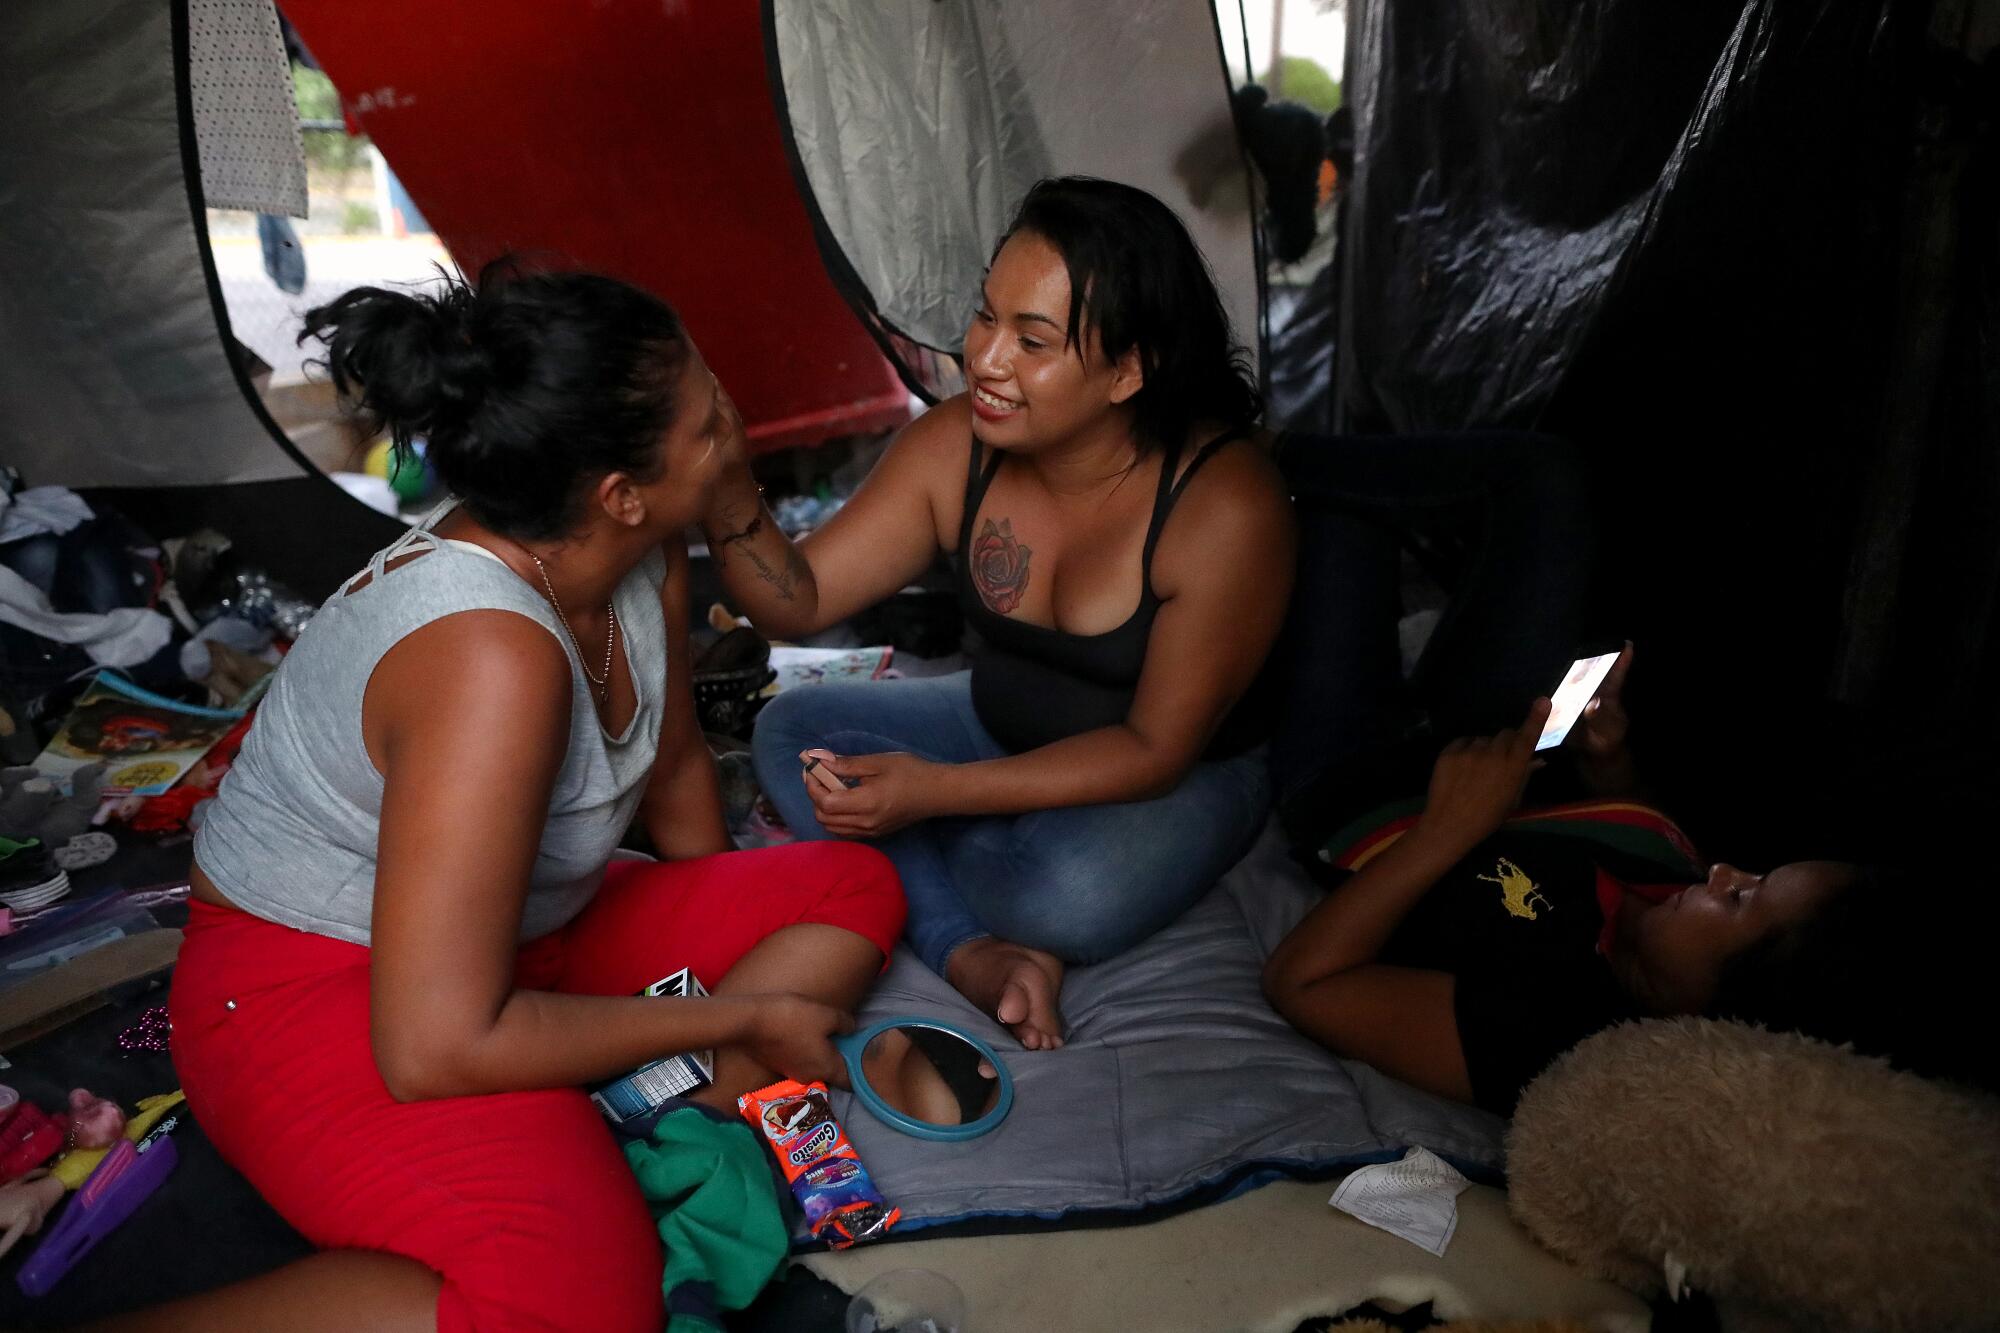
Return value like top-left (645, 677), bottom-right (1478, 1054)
top-left (800, 748), bottom-right (860, 792)
top-left (1535, 652), bottom-right (1623, 752)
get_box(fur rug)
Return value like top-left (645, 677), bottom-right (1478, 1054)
top-left (1507, 1017), bottom-right (2000, 1332)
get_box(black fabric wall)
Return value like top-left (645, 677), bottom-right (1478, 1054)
top-left (82, 478), bottom-right (403, 606)
top-left (1330, 0), bottom-right (1997, 863)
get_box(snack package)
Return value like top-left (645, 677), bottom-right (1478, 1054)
top-left (738, 1078), bottom-right (899, 1248)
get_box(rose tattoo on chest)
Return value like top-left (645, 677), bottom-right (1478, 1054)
top-left (971, 517), bottom-right (1032, 615)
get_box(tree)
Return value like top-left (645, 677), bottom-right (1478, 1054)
top-left (1261, 56), bottom-right (1342, 116)
top-left (294, 67), bottom-right (367, 179)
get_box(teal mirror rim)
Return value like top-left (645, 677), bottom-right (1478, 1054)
top-left (834, 1016), bottom-right (1015, 1142)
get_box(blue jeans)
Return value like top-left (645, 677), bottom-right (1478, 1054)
top-left (751, 672), bottom-right (1271, 975)
top-left (1268, 430), bottom-right (1596, 846)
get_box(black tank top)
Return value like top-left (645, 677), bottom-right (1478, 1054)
top-left (955, 428), bottom-right (1268, 758)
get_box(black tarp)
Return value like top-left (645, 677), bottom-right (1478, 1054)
top-left (1328, 0), bottom-right (1998, 861)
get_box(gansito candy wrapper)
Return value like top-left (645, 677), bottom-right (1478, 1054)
top-left (738, 1078), bottom-right (899, 1249)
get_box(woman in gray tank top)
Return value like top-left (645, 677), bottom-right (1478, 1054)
top-left (152, 265), bottom-right (905, 1333)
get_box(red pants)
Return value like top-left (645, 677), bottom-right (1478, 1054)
top-left (169, 843), bottom-right (903, 1333)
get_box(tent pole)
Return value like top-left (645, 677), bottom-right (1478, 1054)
top-left (1269, 0), bottom-right (1286, 94)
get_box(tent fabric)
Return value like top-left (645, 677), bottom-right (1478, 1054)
top-left (769, 0), bottom-right (1263, 398)
top-left (1326, 0), bottom-right (2000, 831)
top-left (822, 825), bottom-right (1505, 1242)
top-left (769, 1), bottom-right (1054, 363)
top-left (186, 0), bottom-right (308, 219)
top-left (277, 0), bottom-right (914, 455)
top-left (1333, 0), bottom-right (1903, 436)
top-left (0, 0), bottom-right (305, 489)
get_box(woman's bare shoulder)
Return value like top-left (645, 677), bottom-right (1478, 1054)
top-left (894, 393), bottom-right (977, 459)
top-left (1175, 428), bottom-right (1293, 524)
top-left (370, 608), bottom-right (572, 731)
top-left (1149, 428), bottom-right (1296, 597)
top-left (856, 394), bottom-right (980, 541)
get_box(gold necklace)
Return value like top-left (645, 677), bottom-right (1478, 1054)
top-left (522, 550), bottom-right (618, 702)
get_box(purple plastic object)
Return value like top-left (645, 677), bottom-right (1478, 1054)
top-left (16, 1128), bottom-right (179, 1296)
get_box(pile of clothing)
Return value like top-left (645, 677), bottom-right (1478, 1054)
top-left (0, 478), bottom-right (305, 753)
top-left (0, 475), bottom-right (311, 881)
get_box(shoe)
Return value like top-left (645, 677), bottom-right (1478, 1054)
top-left (0, 843), bottom-right (68, 912)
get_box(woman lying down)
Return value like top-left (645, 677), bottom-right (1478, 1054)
top-left (1265, 650), bottom-right (1912, 1116)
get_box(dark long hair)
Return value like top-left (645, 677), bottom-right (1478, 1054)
top-left (302, 260), bottom-right (689, 541)
top-left (1711, 865), bottom-right (1994, 1092)
top-left (998, 177), bottom-right (1261, 452)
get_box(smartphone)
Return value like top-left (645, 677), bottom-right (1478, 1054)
top-left (800, 748), bottom-right (859, 791)
top-left (1535, 652), bottom-right (1622, 752)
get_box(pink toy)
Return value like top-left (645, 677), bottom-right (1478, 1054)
top-left (64, 1089), bottom-right (125, 1151)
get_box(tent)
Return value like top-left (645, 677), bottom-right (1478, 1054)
top-left (1, 0), bottom-right (408, 599)
top-left (5, 0), bottom-right (1993, 724)
top-left (2, 0), bottom-right (1265, 602)
top-left (764, 0), bottom-right (1263, 401)
top-left (3, 0), bottom-right (932, 599)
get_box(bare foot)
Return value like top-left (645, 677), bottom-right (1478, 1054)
top-left (945, 937), bottom-right (1067, 1050)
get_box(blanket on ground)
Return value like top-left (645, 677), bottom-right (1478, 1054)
top-left (821, 824), bottom-right (1507, 1240)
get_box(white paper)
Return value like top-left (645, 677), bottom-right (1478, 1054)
top-left (1328, 1147), bottom-right (1472, 1257)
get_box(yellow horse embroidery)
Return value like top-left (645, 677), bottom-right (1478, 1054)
top-left (1477, 857), bottom-right (1551, 920)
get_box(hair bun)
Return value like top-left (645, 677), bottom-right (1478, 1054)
top-left (300, 272), bottom-right (491, 449)
top-left (302, 260), bottom-right (690, 542)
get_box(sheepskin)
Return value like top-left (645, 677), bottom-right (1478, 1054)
top-left (1506, 1017), bottom-right (2000, 1333)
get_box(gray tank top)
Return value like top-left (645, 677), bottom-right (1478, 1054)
top-left (194, 511), bottom-right (669, 946)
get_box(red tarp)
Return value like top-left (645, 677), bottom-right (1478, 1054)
top-left (282, 0), bottom-right (911, 453)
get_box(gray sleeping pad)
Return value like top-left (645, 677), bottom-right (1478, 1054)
top-left (824, 824), bottom-right (1505, 1237)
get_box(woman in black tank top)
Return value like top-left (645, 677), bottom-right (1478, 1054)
top-left (709, 179), bottom-right (1297, 1050)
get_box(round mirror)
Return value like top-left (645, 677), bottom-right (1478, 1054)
top-left (835, 1018), bottom-right (1013, 1141)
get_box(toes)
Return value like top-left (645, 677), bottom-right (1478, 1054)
top-left (1019, 986), bottom-right (1066, 1046)
top-left (1008, 1022), bottom-right (1061, 1052)
top-left (996, 979), bottom-right (1031, 1027)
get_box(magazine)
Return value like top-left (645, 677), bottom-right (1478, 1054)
top-left (763, 645), bottom-right (894, 695)
top-left (33, 673), bottom-right (257, 796)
